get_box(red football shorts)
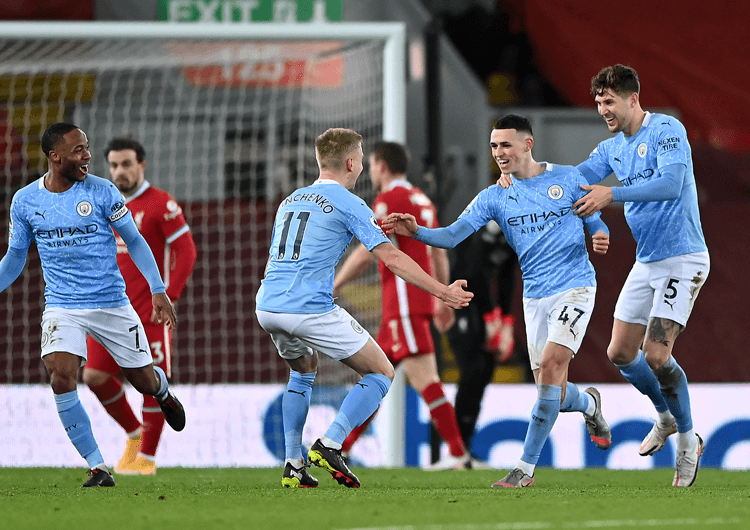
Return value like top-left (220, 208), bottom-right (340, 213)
top-left (376, 314), bottom-right (435, 364)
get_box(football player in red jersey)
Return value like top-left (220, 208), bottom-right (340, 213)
top-left (333, 141), bottom-right (470, 469)
top-left (83, 138), bottom-right (197, 475)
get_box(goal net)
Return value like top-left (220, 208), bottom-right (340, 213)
top-left (0, 24), bottom-right (403, 383)
top-left (0, 22), bottom-right (406, 465)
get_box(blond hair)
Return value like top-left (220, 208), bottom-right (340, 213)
top-left (315, 128), bottom-right (363, 171)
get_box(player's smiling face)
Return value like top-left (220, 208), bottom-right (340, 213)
top-left (56, 129), bottom-right (91, 182)
top-left (108, 148), bottom-right (146, 196)
top-left (595, 88), bottom-right (636, 135)
top-left (490, 128), bottom-right (529, 176)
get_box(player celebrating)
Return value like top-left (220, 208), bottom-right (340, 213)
top-left (0, 123), bottom-right (185, 487)
top-left (333, 141), bottom-right (470, 469)
top-left (255, 128), bottom-right (473, 489)
top-left (83, 138), bottom-right (197, 476)
top-left (573, 64), bottom-right (709, 487)
top-left (384, 115), bottom-right (612, 488)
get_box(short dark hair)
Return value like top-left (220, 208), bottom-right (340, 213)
top-left (315, 128), bottom-right (363, 171)
top-left (104, 137), bottom-right (146, 163)
top-left (493, 114), bottom-right (533, 136)
top-left (370, 141), bottom-right (409, 174)
top-left (41, 122), bottom-right (79, 156)
top-left (591, 64), bottom-right (640, 97)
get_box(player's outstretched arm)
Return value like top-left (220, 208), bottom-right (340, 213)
top-left (333, 243), bottom-right (372, 297)
top-left (573, 184), bottom-right (613, 218)
top-left (371, 241), bottom-right (473, 309)
top-left (382, 212), bottom-right (418, 237)
top-left (0, 247), bottom-right (28, 293)
top-left (383, 214), bottom-right (475, 250)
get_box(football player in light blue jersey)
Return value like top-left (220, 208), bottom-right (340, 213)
top-left (255, 128), bottom-right (473, 489)
top-left (572, 65), bottom-right (709, 487)
top-left (384, 115), bottom-right (612, 488)
top-left (0, 123), bottom-right (185, 487)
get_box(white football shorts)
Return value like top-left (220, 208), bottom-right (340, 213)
top-left (523, 286), bottom-right (596, 371)
top-left (614, 251), bottom-right (710, 327)
top-left (40, 304), bottom-right (152, 368)
top-left (256, 306), bottom-right (372, 362)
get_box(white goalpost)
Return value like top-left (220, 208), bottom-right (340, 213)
top-left (0, 21), bottom-right (407, 467)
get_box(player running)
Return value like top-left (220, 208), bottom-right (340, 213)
top-left (0, 123), bottom-right (185, 487)
top-left (255, 128), bottom-right (473, 489)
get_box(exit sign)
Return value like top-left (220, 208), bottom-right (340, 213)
top-left (157, 0), bottom-right (343, 23)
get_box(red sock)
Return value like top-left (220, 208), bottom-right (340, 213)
top-left (89, 377), bottom-right (141, 435)
top-left (140, 395), bottom-right (166, 458)
top-left (422, 382), bottom-right (466, 457)
top-left (342, 409), bottom-right (378, 453)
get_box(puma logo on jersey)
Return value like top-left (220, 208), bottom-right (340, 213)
top-left (35, 211), bottom-right (46, 219)
top-left (508, 196), bottom-right (518, 202)
top-left (287, 389), bottom-right (307, 397)
top-left (663, 299), bottom-right (675, 309)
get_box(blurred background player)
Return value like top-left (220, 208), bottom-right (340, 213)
top-left (0, 123), bottom-right (183, 487)
top-left (446, 221), bottom-right (518, 462)
top-left (255, 129), bottom-right (473, 489)
top-left (333, 141), bottom-right (470, 470)
top-left (83, 138), bottom-right (197, 476)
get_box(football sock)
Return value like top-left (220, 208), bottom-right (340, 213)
top-left (520, 384), bottom-right (561, 466)
top-left (517, 460), bottom-right (535, 477)
top-left (559, 382), bottom-right (592, 414)
top-left (422, 382), bottom-right (466, 457)
top-left (677, 428), bottom-right (698, 453)
top-left (54, 390), bottom-right (105, 469)
top-left (140, 395), bottom-right (166, 458)
top-left (283, 370), bottom-right (316, 461)
top-left (324, 372), bottom-right (391, 445)
top-left (342, 410), bottom-right (377, 453)
top-left (616, 350), bottom-right (669, 413)
top-left (653, 357), bottom-right (693, 433)
top-left (88, 376), bottom-right (142, 434)
top-left (153, 366), bottom-right (169, 401)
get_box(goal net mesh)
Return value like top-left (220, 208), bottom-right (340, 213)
top-left (0, 35), bottom-right (387, 387)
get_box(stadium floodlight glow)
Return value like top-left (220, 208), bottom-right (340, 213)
top-left (0, 21), bottom-right (407, 467)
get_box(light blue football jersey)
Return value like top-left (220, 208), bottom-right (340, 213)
top-left (8, 174), bottom-right (132, 309)
top-left (459, 164), bottom-right (600, 299)
top-left (579, 112), bottom-right (707, 263)
top-left (256, 179), bottom-right (390, 314)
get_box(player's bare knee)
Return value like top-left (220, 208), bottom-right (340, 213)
top-left (606, 343), bottom-right (635, 365)
top-left (82, 368), bottom-right (107, 387)
top-left (49, 371), bottom-right (77, 394)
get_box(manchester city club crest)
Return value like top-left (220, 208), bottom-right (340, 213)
top-left (76, 201), bottom-right (93, 216)
top-left (547, 184), bottom-right (564, 200)
top-left (638, 143), bottom-right (648, 158)
top-left (351, 320), bottom-right (364, 334)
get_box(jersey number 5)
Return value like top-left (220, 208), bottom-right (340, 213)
top-left (277, 211), bottom-right (311, 260)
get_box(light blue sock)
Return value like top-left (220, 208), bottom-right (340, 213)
top-left (617, 350), bottom-right (669, 413)
top-left (324, 373), bottom-right (391, 445)
top-left (653, 357), bottom-right (693, 432)
top-left (283, 370), bottom-right (316, 461)
top-left (55, 390), bottom-right (105, 469)
top-left (559, 382), bottom-right (590, 413)
top-left (521, 384), bottom-right (561, 466)
top-left (153, 365), bottom-right (169, 401)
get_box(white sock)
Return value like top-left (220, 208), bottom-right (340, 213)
top-left (677, 429), bottom-right (697, 453)
top-left (517, 460), bottom-right (535, 477)
top-left (657, 411), bottom-right (676, 426)
top-left (320, 436), bottom-right (342, 450)
top-left (285, 458), bottom-right (305, 469)
top-left (584, 394), bottom-right (596, 416)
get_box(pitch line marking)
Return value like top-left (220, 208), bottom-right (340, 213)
top-left (340, 516), bottom-right (743, 530)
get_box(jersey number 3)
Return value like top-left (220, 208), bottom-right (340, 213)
top-left (277, 210), bottom-right (311, 260)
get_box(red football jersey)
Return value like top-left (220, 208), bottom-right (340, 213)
top-left (113, 182), bottom-right (195, 321)
top-left (373, 180), bottom-right (438, 320)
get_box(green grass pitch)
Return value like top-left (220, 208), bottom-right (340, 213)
top-left (2, 467), bottom-right (749, 530)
